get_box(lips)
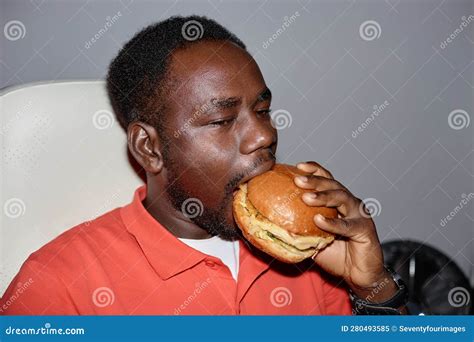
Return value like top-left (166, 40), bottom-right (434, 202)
top-left (232, 158), bottom-right (275, 195)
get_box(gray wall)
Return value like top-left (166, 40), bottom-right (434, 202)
top-left (1, 0), bottom-right (473, 285)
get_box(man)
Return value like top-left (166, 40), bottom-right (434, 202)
top-left (1, 15), bottom-right (407, 315)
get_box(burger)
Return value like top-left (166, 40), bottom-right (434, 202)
top-left (233, 163), bottom-right (337, 263)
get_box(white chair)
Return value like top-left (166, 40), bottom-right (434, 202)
top-left (0, 80), bottom-right (144, 295)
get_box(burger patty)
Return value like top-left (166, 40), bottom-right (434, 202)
top-left (258, 230), bottom-right (316, 253)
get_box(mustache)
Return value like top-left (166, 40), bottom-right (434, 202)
top-left (225, 149), bottom-right (276, 196)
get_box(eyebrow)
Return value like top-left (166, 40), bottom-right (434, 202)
top-left (206, 87), bottom-right (272, 113)
top-left (254, 87), bottom-right (272, 106)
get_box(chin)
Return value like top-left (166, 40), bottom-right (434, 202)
top-left (216, 226), bottom-right (241, 241)
top-left (218, 212), bottom-right (241, 241)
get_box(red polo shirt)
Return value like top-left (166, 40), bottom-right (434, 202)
top-left (1, 186), bottom-right (351, 315)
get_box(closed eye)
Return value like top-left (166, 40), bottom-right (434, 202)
top-left (209, 109), bottom-right (271, 127)
top-left (257, 109), bottom-right (272, 116)
top-left (209, 118), bottom-right (235, 126)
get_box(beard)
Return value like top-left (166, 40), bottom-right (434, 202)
top-left (162, 157), bottom-right (240, 241)
top-left (162, 143), bottom-right (276, 241)
top-left (165, 179), bottom-right (241, 241)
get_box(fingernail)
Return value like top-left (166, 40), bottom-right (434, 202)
top-left (304, 192), bottom-right (317, 200)
top-left (297, 176), bottom-right (308, 182)
top-left (316, 214), bottom-right (325, 221)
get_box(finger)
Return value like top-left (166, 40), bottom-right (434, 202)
top-left (296, 161), bottom-right (334, 179)
top-left (302, 189), bottom-right (361, 218)
top-left (294, 175), bottom-right (346, 192)
top-left (314, 215), bottom-right (358, 238)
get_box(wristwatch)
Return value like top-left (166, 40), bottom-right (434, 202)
top-left (349, 266), bottom-right (408, 315)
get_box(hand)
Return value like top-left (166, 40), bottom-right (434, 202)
top-left (294, 161), bottom-right (397, 302)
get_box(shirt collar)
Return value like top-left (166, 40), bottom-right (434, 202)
top-left (121, 185), bottom-right (272, 287)
top-left (121, 185), bottom-right (208, 280)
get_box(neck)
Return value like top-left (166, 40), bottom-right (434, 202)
top-left (143, 181), bottom-right (212, 240)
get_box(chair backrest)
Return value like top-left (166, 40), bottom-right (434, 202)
top-left (1, 80), bottom-right (144, 294)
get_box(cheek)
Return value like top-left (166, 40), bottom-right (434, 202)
top-left (170, 148), bottom-right (234, 204)
top-left (193, 133), bottom-right (237, 160)
top-left (186, 134), bottom-right (239, 177)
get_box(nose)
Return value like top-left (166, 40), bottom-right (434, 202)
top-left (239, 111), bottom-right (277, 155)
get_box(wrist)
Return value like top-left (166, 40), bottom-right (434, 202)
top-left (349, 266), bottom-right (409, 315)
top-left (348, 270), bottom-right (398, 304)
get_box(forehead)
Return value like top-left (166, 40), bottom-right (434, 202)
top-left (167, 40), bottom-right (266, 106)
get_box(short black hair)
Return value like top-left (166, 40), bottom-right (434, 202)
top-left (106, 15), bottom-right (246, 133)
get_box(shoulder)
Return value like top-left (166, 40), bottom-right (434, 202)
top-left (1, 207), bottom-right (133, 314)
top-left (27, 207), bottom-right (128, 275)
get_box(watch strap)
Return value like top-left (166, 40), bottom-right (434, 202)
top-left (349, 266), bottom-right (408, 315)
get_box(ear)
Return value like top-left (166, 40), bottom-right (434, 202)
top-left (127, 122), bottom-right (164, 174)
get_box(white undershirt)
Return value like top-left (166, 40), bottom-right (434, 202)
top-left (178, 235), bottom-right (240, 281)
